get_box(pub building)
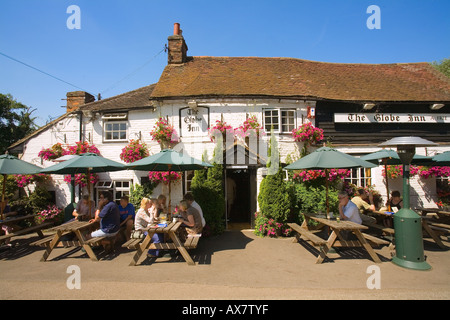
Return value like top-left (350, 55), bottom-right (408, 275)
top-left (9, 23), bottom-right (450, 229)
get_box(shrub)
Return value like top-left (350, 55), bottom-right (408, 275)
top-left (129, 181), bottom-right (158, 210)
top-left (258, 167), bottom-right (293, 223)
top-left (292, 182), bottom-right (339, 216)
top-left (190, 162), bottom-right (225, 236)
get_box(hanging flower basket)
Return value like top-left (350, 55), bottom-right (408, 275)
top-left (291, 123), bottom-right (324, 145)
top-left (63, 141), bottom-right (100, 155)
top-left (120, 139), bottom-right (150, 163)
top-left (235, 115), bottom-right (264, 139)
top-left (38, 143), bottom-right (64, 161)
top-left (148, 171), bottom-right (182, 185)
top-left (64, 173), bottom-right (99, 188)
top-left (208, 120), bottom-right (234, 142)
top-left (150, 117), bottom-right (179, 149)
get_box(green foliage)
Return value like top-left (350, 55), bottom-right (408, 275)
top-left (431, 57), bottom-right (450, 78)
top-left (0, 93), bottom-right (38, 154)
top-left (190, 162), bottom-right (225, 236)
top-left (0, 175), bottom-right (19, 201)
top-left (291, 182), bottom-right (339, 216)
top-left (257, 167), bottom-right (293, 223)
top-left (11, 186), bottom-right (52, 217)
top-left (129, 181), bottom-right (158, 209)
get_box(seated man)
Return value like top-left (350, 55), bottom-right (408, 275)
top-left (118, 195), bottom-right (135, 241)
top-left (89, 191), bottom-right (120, 238)
top-left (351, 188), bottom-right (377, 223)
top-left (338, 191), bottom-right (362, 240)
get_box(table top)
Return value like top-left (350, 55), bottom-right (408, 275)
top-left (372, 210), bottom-right (395, 217)
top-left (144, 221), bottom-right (182, 233)
top-left (0, 214), bottom-right (36, 225)
top-left (50, 220), bottom-right (93, 232)
top-left (419, 208), bottom-right (450, 216)
top-left (303, 213), bottom-right (368, 230)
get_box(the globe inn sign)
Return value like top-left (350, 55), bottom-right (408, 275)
top-left (334, 113), bottom-right (450, 124)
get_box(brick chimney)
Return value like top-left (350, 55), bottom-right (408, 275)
top-left (66, 91), bottom-right (95, 113)
top-left (167, 22), bottom-right (188, 64)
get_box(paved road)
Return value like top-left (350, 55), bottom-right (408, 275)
top-left (0, 230), bottom-right (449, 300)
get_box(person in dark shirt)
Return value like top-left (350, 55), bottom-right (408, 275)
top-left (89, 191), bottom-right (120, 237)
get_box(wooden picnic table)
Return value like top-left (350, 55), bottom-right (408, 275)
top-left (128, 221), bottom-right (196, 266)
top-left (418, 208), bottom-right (449, 249)
top-left (0, 214), bottom-right (53, 245)
top-left (34, 220), bottom-right (102, 262)
top-left (289, 213), bottom-right (385, 264)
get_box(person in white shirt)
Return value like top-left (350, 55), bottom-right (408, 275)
top-left (338, 191), bottom-right (362, 224)
top-left (183, 192), bottom-right (205, 227)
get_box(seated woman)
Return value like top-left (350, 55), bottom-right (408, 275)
top-left (178, 200), bottom-right (203, 236)
top-left (387, 190), bottom-right (403, 212)
top-left (134, 198), bottom-right (164, 258)
top-left (155, 194), bottom-right (167, 218)
top-left (380, 190), bottom-right (403, 227)
top-left (134, 198), bottom-right (156, 233)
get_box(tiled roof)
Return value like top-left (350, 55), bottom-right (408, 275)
top-left (82, 84), bottom-right (156, 111)
top-left (150, 57), bottom-right (450, 102)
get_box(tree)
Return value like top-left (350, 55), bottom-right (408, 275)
top-left (431, 57), bottom-right (450, 78)
top-left (0, 94), bottom-right (38, 154)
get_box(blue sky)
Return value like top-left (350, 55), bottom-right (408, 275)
top-left (1, 0), bottom-right (449, 126)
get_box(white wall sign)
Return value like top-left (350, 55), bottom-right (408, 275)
top-left (179, 106), bottom-right (209, 136)
top-left (334, 113), bottom-right (450, 124)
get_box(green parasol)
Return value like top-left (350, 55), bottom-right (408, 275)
top-left (0, 154), bottom-right (42, 219)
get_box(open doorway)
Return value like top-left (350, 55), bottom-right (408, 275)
top-left (226, 168), bottom-right (256, 230)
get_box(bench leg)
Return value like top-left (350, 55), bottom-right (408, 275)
top-left (422, 220), bottom-right (446, 250)
top-left (40, 231), bottom-right (62, 262)
top-left (74, 229), bottom-right (99, 262)
top-left (129, 231), bottom-right (154, 266)
top-left (354, 230), bottom-right (381, 263)
top-left (168, 231), bottom-right (195, 266)
top-left (316, 231), bottom-right (337, 264)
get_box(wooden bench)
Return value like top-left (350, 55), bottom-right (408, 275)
top-left (0, 221), bottom-right (53, 244)
top-left (362, 221), bottom-right (395, 235)
top-left (361, 233), bottom-right (390, 247)
top-left (287, 223), bottom-right (327, 246)
top-left (122, 234), bottom-right (201, 250)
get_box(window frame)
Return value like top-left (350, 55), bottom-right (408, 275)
top-left (263, 108), bottom-right (297, 133)
top-left (103, 120), bottom-right (128, 142)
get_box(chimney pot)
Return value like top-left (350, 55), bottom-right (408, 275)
top-left (173, 23), bottom-right (180, 35)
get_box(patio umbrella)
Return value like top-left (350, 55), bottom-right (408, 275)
top-left (285, 147), bottom-right (376, 214)
top-left (0, 154), bottom-right (42, 219)
top-left (126, 149), bottom-right (213, 210)
top-left (432, 151), bottom-right (450, 166)
top-left (40, 153), bottom-right (126, 214)
top-left (361, 149), bottom-right (433, 200)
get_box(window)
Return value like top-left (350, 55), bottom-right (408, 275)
top-left (345, 168), bottom-right (372, 187)
top-left (95, 180), bottom-right (131, 205)
top-left (184, 170), bottom-right (195, 194)
top-left (263, 108), bottom-right (296, 133)
top-left (104, 121), bottom-right (127, 141)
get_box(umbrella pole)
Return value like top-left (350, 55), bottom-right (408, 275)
top-left (1, 174), bottom-right (6, 220)
top-left (325, 169), bottom-right (329, 215)
top-left (384, 161), bottom-right (390, 207)
top-left (87, 169), bottom-right (92, 220)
